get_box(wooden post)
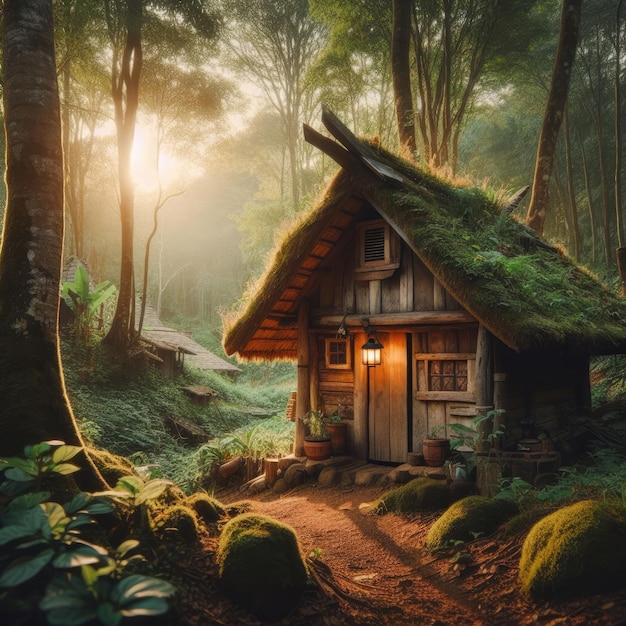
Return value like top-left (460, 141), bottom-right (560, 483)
top-left (492, 372), bottom-right (507, 449)
top-left (353, 330), bottom-right (369, 460)
top-left (309, 332), bottom-right (320, 411)
top-left (475, 325), bottom-right (494, 453)
top-left (295, 300), bottom-right (310, 456)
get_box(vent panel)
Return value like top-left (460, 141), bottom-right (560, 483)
top-left (363, 227), bottom-right (386, 263)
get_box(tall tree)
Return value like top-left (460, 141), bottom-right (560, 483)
top-left (0, 0), bottom-right (104, 488)
top-left (527, 0), bottom-right (582, 235)
top-left (222, 0), bottom-right (327, 212)
top-left (391, 0), bottom-right (416, 157)
top-left (102, 0), bottom-right (221, 357)
top-left (102, 0), bottom-right (143, 357)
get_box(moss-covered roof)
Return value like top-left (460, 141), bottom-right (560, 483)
top-left (223, 140), bottom-right (626, 360)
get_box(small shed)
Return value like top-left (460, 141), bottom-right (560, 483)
top-left (223, 109), bottom-right (626, 464)
top-left (139, 302), bottom-right (240, 380)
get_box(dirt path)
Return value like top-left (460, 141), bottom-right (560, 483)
top-left (219, 481), bottom-right (626, 626)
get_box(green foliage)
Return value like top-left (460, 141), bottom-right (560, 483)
top-left (536, 448), bottom-right (626, 506)
top-left (217, 513), bottom-right (309, 621)
top-left (590, 355), bottom-right (626, 406)
top-left (63, 338), bottom-right (294, 491)
top-left (300, 409), bottom-right (328, 438)
top-left (0, 442), bottom-right (175, 625)
top-left (425, 496), bottom-right (519, 552)
top-left (40, 570), bottom-right (174, 626)
top-left (448, 409), bottom-right (505, 451)
top-left (0, 440), bottom-right (83, 496)
top-left (62, 263), bottom-right (116, 343)
top-left (518, 500), bottom-right (626, 598)
top-left (190, 417), bottom-right (294, 489)
top-left (374, 478), bottom-right (452, 515)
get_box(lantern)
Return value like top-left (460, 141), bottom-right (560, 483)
top-left (361, 336), bottom-right (383, 366)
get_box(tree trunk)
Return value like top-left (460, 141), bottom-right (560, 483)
top-left (615, 0), bottom-right (626, 291)
top-left (103, 0), bottom-right (142, 357)
top-left (577, 127), bottom-right (596, 264)
top-left (391, 0), bottom-right (416, 157)
top-left (526, 0), bottom-right (582, 234)
top-left (563, 106), bottom-right (581, 260)
top-left (0, 0), bottom-right (105, 490)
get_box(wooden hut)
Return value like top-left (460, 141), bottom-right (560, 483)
top-left (223, 109), bottom-right (626, 466)
top-left (139, 300), bottom-right (240, 380)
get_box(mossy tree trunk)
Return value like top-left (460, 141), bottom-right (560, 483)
top-left (526, 0), bottom-right (582, 235)
top-left (0, 0), bottom-right (105, 491)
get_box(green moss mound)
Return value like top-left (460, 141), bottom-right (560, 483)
top-left (152, 504), bottom-right (200, 543)
top-left (217, 513), bottom-right (309, 621)
top-left (519, 499), bottom-right (626, 598)
top-left (374, 477), bottom-right (451, 514)
top-left (426, 496), bottom-right (519, 551)
top-left (184, 493), bottom-right (226, 524)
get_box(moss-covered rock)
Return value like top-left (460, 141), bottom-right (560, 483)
top-left (426, 495), bottom-right (519, 551)
top-left (152, 504), bottom-right (201, 543)
top-left (374, 477), bottom-right (451, 514)
top-left (518, 499), bottom-right (626, 598)
top-left (217, 513), bottom-right (309, 621)
top-left (184, 493), bottom-right (226, 524)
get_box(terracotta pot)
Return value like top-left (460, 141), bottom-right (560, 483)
top-left (325, 422), bottom-right (347, 455)
top-left (303, 437), bottom-right (332, 461)
top-left (422, 438), bottom-right (451, 467)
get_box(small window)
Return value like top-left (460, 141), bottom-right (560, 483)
top-left (428, 360), bottom-right (468, 392)
top-left (415, 353), bottom-right (475, 401)
top-left (325, 338), bottom-right (351, 370)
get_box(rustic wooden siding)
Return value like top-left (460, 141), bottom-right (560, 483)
top-left (412, 328), bottom-right (479, 450)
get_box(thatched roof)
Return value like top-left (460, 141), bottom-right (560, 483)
top-left (140, 302), bottom-right (240, 373)
top-left (223, 120), bottom-right (626, 361)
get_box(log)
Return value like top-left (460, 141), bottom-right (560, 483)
top-left (218, 456), bottom-right (243, 480)
top-left (264, 457), bottom-right (280, 488)
top-left (312, 310), bottom-right (476, 328)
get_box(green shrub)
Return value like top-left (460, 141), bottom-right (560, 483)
top-left (0, 441), bottom-right (175, 625)
top-left (217, 513), bottom-right (308, 621)
top-left (519, 499), bottom-right (626, 598)
top-left (374, 478), bottom-right (451, 514)
top-left (425, 495), bottom-right (519, 551)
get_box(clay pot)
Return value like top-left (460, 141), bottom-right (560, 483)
top-left (325, 422), bottom-right (347, 455)
top-left (303, 437), bottom-right (332, 461)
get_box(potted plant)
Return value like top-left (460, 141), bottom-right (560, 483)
top-left (422, 425), bottom-right (451, 467)
top-left (325, 409), bottom-right (348, 455)
top-left (301, 409), bottom-right (332, 461)
top-left (448, 409), bottom-right (506, 479)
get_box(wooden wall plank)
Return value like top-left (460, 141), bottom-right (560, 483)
top-left (414, 257), bottom-right (434, 310)
top-left (433, 278), bottom-right (446, 310)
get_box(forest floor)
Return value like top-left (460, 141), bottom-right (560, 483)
top-left (174, 479), bottom-right (626, 626)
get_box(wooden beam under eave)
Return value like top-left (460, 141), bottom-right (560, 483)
top-left (295, 300), bottom-right (310, 456)
top-left (312, 310), bottom-right (477, 327)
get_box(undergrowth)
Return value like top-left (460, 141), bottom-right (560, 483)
top-left (61, 338), bottom-right (295, 493)
top-left (499, 446), bottom-right (626, 510)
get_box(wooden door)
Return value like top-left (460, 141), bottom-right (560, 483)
top-left (368, 332), bottom-right (409, 463)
